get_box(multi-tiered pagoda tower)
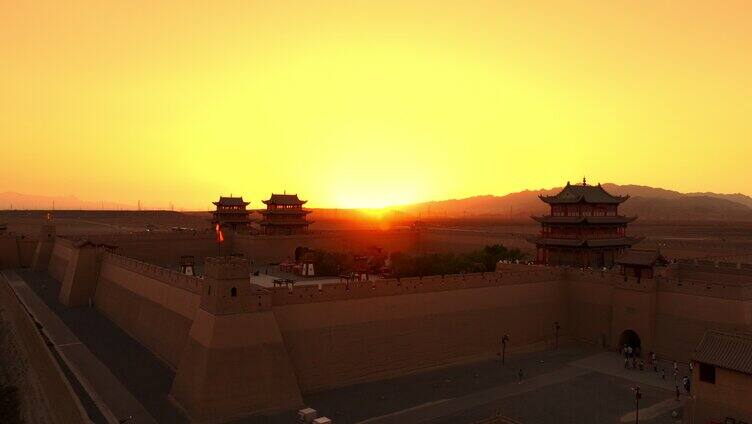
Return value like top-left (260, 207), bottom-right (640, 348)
top-left (529, 179), bottom-right (640, 268)
top-left (259, 193), bottom-right (311, 235)
top-left (211, 196), bottom-right (251, 232)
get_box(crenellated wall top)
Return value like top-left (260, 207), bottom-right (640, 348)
top-left (102, 252), bottom-right (203, 294)
top-left (271, 268), bottom-right (565, 306)
top-left (656, 277), bottom-right (752, 300)
top-left (87, 231), bottom-right (219, 244)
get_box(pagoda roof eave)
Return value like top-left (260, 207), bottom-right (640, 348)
top-left (259, 221), bottom-right (312, 226)
top-left (527, 236), bottom-right (642, 247)
top-left (213, 196), bottom-right (250, 206)
top-left (616, 249), bottom-right (669, 267)
top-left (258, 209), bottom-right (312, 215)
top-left (539, 195), bottom-right (629, 205)
top-left (538, 182), bottom-right (629, 205)
top-left (531, 215), bottom-right (637, 224)
top-left (262, 200), bottom-right (308, 205)
top-left (262, 193), bottom-right (308, 206)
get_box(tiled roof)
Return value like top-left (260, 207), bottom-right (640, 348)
top-left (263, 193), bottom-right (307, 206)
top-left (528, 237), bottom-right (640, 247)
top-left (587, 237), bottom-right (641, 247)
top-left (540, 182), bottom-right (629, 205)
top-left (532, 216), bottom-right (636, 224)
top-left (694, 330), bottom-right (752, 375)
top-left (616, 249), bottom-right (668, 266)
top-left (213, 196), bottom-right (249, 206)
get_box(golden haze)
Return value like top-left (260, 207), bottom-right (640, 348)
top-left (2, 1), bottom-right (751, 209)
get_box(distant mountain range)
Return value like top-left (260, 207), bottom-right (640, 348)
top-left (0, 192), bottom-right (133, 210)
top-left (3, 184), bottom-right (752, 222)
top-left (396, 184), bottom-right (752, 222)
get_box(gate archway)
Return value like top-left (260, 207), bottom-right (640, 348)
top-left (618, 329), bottom-right (641, 355)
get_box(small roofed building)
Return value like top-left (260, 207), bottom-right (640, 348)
top-left (689, 330), bottom-right (752, 423)
top-left (616, 249), bottom-right (669, 279)
top-left (259, 193), bottom-right (311, 235)
top-left (529, 179), bottom-right (640, 268)
top-left (212, 196), bottom-right (251, 232)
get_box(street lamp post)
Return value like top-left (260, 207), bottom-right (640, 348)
top-left (501, 334), bottom-right (510, 365)
top-left (631, 385), bottom-right (641, 424)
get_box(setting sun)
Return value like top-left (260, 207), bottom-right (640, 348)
top-left (2, 1), bottom-right (752, 209)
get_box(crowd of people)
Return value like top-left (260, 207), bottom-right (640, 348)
top-left (621, 344), bottom-right (691, 399)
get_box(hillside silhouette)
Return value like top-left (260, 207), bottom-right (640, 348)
top-left (396, 183), bottom-right (752, 221)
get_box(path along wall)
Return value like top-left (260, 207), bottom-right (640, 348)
top-left (0, 274), bottom-right (88, 423)
top-left (270, 269), bottom-right (568, 393)
top-left (93, 253), bottom-right (201, 367)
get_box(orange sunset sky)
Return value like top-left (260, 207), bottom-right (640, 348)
top-left (2, 1), bottom-right (751, 209)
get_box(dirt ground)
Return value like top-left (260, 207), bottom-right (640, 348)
top-left (4, 211), bottom-right (752, 263)
top-left (0, 304), bottom-right (51, 424)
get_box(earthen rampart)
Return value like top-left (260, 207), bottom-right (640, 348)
top-left (102, 252), bottom-right (204, 294)
top-left (0, 274), bottom-right (88, 423)
top-left (94, 253), bottom-right (203, 367)
top-left (17, 238), bottom-right (38, 267)
top-left (87, 232), bottom-right (226, 267)
top-left (0, 234), bottom-right (20, 269)
top-left (6, 235), bottom-right (751, 419)
top-left (657, 278), bottom-right (752, 300)
top-left (270, 268), bottom-right (564, 306)
top-left (272, 277), bottom-right (569, 392)
top-left (48, 237), bottom-right (74, 282)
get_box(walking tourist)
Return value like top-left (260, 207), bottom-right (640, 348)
top-left (683, 376), bottom-right (691, 394)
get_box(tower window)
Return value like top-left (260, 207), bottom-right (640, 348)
top-left (230, 287), bottom-right (238, 297)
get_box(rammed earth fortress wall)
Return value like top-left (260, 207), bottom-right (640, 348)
top-left (272, 273), bottom-right (568, 392)
top-left (48, 237), bottom-right (75, 282)
top-left (94, 253), bottom-right (202, 367)
top-left (10, 233), bottom-right (751, 420)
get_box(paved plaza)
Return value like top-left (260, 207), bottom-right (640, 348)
top-left (9, 268), bottom-right (688, 424)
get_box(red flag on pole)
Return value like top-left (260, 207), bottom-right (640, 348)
top-left (214, 223), bottom-right (224, 243)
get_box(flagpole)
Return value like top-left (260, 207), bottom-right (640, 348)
top-left (215, 223), bottom-right (221, 257)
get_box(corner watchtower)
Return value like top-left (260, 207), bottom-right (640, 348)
top-left (201, 256), bottom-right (254, 314)
top-left (172, 256), bottom-right (303, 421)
